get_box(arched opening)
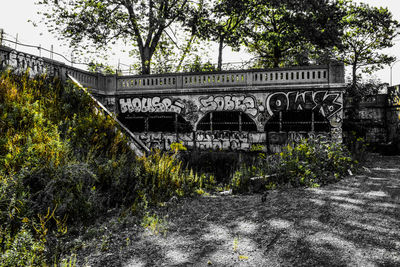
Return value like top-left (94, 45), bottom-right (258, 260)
top-left (197, 111), bottom-right (257, 131)
top-left (265, 110), bottom-right (330, 133)
top-left (118, 112), bottom-right (193, 133)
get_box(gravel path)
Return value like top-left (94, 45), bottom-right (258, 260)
top-left (83, 155), bottom-right (400, 267)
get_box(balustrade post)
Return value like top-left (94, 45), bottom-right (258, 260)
top-left (176, 74), bottom-right (183, 89)
top-left (96, 72), bottom-right (106, 94)
top-left (59, 63), bottom-right (67, 82)
top-left (104, 74), bottom-right (118, 95)
top-left (246, 71), bottom-right (253, 86)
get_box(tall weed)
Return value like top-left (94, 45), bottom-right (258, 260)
top-left (0, 71), bottom-right (212, 264)
top-left (231, 138), bottom-right (357, 193)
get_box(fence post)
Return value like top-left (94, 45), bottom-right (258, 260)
top-left (14, 33), bottom-right (18, 49)
top-left (0, 29), bottom-right (3, 46)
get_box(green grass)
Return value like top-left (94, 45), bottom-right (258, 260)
top-left (0, 71), bottom-right (212, 265)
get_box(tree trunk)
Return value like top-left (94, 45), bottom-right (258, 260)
top-left (140, 47), bottom-right (152, 74)
top-left (352, 63), bottom-right (358, 90)
top-left (273, 46), bottom-right (281, 68)
top-left (217, 35), bottom-right (225, 71)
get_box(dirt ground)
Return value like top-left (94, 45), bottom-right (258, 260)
top-left (77, 154), bottom-right (400, 266)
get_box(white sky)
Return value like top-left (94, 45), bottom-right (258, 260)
top-left (1, 0), bottom-right (400, 85)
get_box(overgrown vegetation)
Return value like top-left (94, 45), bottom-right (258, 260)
top-left (230, 138), bottom-right (358, 194)
top-left (0, 71), bottom-right (213, 265)
top-left (0, 71), bottom-right (364, 264)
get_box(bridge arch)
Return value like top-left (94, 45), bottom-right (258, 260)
top-left (118, 112), bottom-right (192, 133)
top-left (196, 111), bottom-right (258, 132)
top-left (265, 110), bottom-right (331, 132)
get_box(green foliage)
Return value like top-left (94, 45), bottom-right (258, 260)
top-left (137, 150), bottom-right (214, 203)
top-left (0, 72), bottom-right (67, 174)
top-left (195, 0), bottom-right (250, 70)
top-left (179, 151), bottom-right (250, 184)
top-left (0, 226), bottom-right (46, 266)
top-left (231, 138), bottom-right (357, 193)
top-left (344, 131), bottom-right (368, 163)
top-left (36, 0), bottom-right (201, 74)
top-left (335, 1), bottom-right (399, 90)
top-left (241, 0), bottom-right (343, 68)
top-left (170, 142), bottom-right (188, 151)
top-left (276, 138), bottom-right (355, 187)
top-left (181, 55), bottom-right (217, 73)
top-left (0, 71), bottom-right (211, 264)
top-left (141, 212), bottom-right (168, 236)
top-left (231, 155), bottom-right (278, 194)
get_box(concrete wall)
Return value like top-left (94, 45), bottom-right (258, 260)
top-left (117, 89), bottom-right (344, 152)
top-left (343, 87), bottom-right (400, 151)
top-left (388, 85), bottom-right (400, 147)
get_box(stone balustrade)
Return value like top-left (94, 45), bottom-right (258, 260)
top-left (1, 44), bottom-right (344, 96)
top-left (116, 66), bottom-right (333, 92)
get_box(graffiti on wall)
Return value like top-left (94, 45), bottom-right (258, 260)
top-left (199, 95), bottom-right (259, 117)
top-left (137, 131), bottom-right (266, 151)
top-left (118, 89), bottom-right (344, 150)
top-left (358, 109), bottom-right (384, 121)
top-left (266, 91), bottom-right (342, 118)
top-left (119, 97), bottom-right (199, 123)
top-left (268, 131), bottom-right (330, 144)
top-left (119, 90), bottom-right (343, 121)
top-left (119, 97), bottom-right (185, 114)
top-left (389, 85), bottom-right (400, 121)
top-left (138, 129), bottom-right (332, 152)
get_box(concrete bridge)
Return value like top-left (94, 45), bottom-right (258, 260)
top-left (94, 64), bottom-right (346, 152)
top-left (1, 45), bottom-right (346, 152)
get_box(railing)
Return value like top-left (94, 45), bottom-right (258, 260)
top-left (65, 68), bottom-right (97, 89)
top-left (116, 66), bottom-right (333, 91)
top-left (68, 74), bottom-right (149, 156)
top-left (1, 45), bottom-right (98, 89)
top-left (1, 44), bottom-right (345, 96)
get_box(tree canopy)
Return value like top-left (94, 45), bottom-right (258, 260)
top-left (36, 0), bottom-right (399, 82)
top-left (194, 0), bottom-right (251, 70)
top-left (334, 1), bottom-right (399, 90)
top-left (241, 0), bottom-right (344, 68)
top-left (36, 0), bottom-right (202, 74)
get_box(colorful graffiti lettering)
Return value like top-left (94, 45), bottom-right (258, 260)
top-left (266, 91), bottom-right (342, 118)
top-left (119, 97), bottom-right (185, 114)
top-left (199, 95), bottom-right (258, 117)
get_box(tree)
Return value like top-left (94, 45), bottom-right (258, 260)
top-left (36, 0), bottom-right (202, 74)
top-left (195, 0), bottom-right (251, 71)
top-left (241, 0), bottom-right (344, 68)
top-left (335, 2), bottom-right (399, 90)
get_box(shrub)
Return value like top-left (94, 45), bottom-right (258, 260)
top-left (0, 227), bottom-right (46, 266)
top-left (276, 138), bottom-right (355, 187)
top-left (231, 137), bottom-right (357, 193)
top-left (136, 150), bottom-right (215, 204)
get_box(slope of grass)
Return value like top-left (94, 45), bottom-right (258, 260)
top-left (0, 71), bottom-right (212, 265)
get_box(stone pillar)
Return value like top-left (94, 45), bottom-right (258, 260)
top-left (328, 63), bottom-right (345, 84)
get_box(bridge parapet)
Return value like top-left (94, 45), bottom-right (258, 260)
top-left (116, 65), bottom-right (343, 92)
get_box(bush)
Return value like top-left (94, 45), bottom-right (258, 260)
top-left (276, 138), bottom-right (355, 187)
top-left (231, 138), bottom-right (357, 193)
top-left (136, 150), bottom-right (215, 204)
top-left (0, 227), bottom-right (46, 266)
